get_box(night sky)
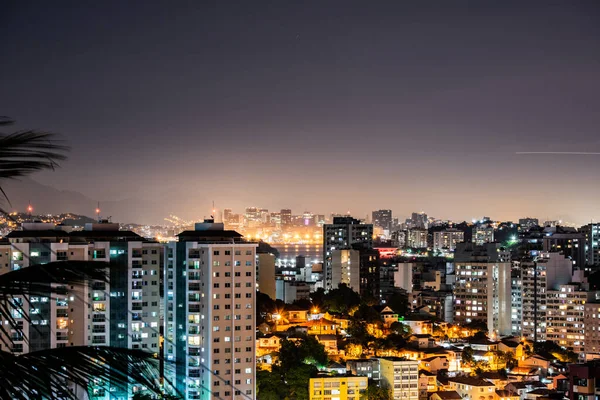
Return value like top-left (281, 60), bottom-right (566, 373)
top-left (2, 1), bottom-right (600, 224)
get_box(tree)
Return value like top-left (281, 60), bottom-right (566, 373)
top-left (390, 321), bottom-right (412, 337)
top-left (345, 343), bottom-right (363, 358)
top-left (279, 335), bottom-right (328, 372)
top-left (321, 284), bottom-right (361, 314)
top-left (354, 304), bottom-right (382, 323)
top-left (462, 346), bottom-right (474, 365)
top-left (361, 383), bottom-right (391, 400)
top-left (386, 292), bottom-right (408, 316)
top-left (0, 119), bottom-right (167, 398)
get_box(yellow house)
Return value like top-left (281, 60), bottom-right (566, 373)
top-left (309, 375), bottom-right (368, 400)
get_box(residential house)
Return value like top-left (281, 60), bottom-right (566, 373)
top-left (286, 306), bottom-right (310, 323)
top-left (409, 334), bottom-right (436, 349)
top-left (504, 381), bottom-right (547, 400)
top-left (375, 305), bottom-right (400, 328)
top-left (316, 334), bottom-right (339, 355)
top-left (419, 370), bottom-right (438, 399)
top-left (308, 318), bottom-right (339, 336)
top-left (447, 376), bottom-right (496, 400)
top-left (420, 356), bottom-right (449, 373)
top-left (429, 391), bottom-right (462, 400)
top-left (518, 355), bottom-right (551, 376)
top-left (347, 359), bottom-right (379, 379)
top-left (494, 390), bottom-right (520, 400)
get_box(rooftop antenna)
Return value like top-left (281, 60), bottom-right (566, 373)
top-left (96, 202), bottom-right (101, 222)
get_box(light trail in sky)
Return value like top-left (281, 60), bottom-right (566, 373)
top-left (516, 152), bottom-right (600, 155)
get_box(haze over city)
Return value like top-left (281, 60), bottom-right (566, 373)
top-left (2, 1), bottom-right (600, 224)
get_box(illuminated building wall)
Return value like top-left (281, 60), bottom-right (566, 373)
top-left (164, 221), bottom-right (257, 400)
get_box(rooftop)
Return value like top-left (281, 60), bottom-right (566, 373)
top-left (448, 376), bottom-right (495, 387)
top-left (431, 391), bottom-right (462, 400)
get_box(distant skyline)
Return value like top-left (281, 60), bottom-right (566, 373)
top-left (2, 2), bottom-right (600, 225)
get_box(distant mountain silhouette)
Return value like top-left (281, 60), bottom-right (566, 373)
top-left (0, 177), bottom-right (167, 224)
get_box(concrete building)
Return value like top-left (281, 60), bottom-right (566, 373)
top-left (520, 252), bottom-right (573, 342)
top-left (472, 224), bottom-right (494, 245)
top-left (309, 375), bottom-right (368, 400)
top-left (280, 209), bottom-right (292, 227)
top-left (542, 227), bottom-right (585, 269)
top-left (567, 361), bottom-right (600, 400)
top-left (583, 299), bottom-right (600, 357)
top-left (407, 229), bottom-right (428, 249)
top-left (0, 222), bottom-right (162, 399)
top-left (433, 229), bottom-right (465, 251)
top-left (546, 283), bottom-right (588, 356)
top-left (257, 252), bottom-right (276, 299)
top-left (164, 220), bottom-right (257, 400)
top-left (581, 223), bottom-right (600, 268)
top-left (323, 217), bottom-right (373, 291)
top-left (511, 266), bottom-right (522, 337)
top-left (331, 249), bottom-right (360, 292)
top-left (447, 376), bottom-right (496, 400)
top-left (394, 263), bottom-right (415, 293)
top-left (373, 209), bottom-right (393, 231)
top-left (378, 358), bottom-right (419, 400)
top-left (519, 218), bottom-right (539, 231)
top-left (453, 243), bottom-right (512, 336)
top-left (276, 280), bottom-right (311, 303)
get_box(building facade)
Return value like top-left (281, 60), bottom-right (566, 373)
top-left (0, 222), bottom-right (162, 399)
top-left (433, 229), bottom-right (465, 252)
top-left (453, 243), bottom-right (511, 336)
top-left (323, 217), bottom-right (373, 291)
top-left (378, 358), bottom-right (419, 400)
top-left (164, 220), bottom-right (257, 400)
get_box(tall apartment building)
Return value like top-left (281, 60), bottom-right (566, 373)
top-left (410, 212), bottom-right (428, 229)
top-left (280, 209), bottom-right (292, 227)
top-left (546, 283), bottom-right (588, 356)
top-left (372, 210), bottom-right (393, 231)
top-left (164, 220), bottom-right (257, 400)
top-left (256, 252), bottom-right (276, 299)
top-left (0, 222), bottom-right (162, 399)
top-left (331, 249), bottom-right (360, 293)
top-left (378, 358), bottom-right (419, 400)
top-left (511, 266), bottom-right (522, 337)
top-left (453, 243), bottom-right (511, 336)
top-left (520, 252), bottom-right (573, 342)
top-left (542, 227), bottom-right (585, 269)
top-left (406, 229), bottom-right (428, 249)
top-left (433, 229), bottom-right (464, 251)
top-left (584, 299), bottom-right (600, 356)
top-left (519, 218), bottom-right (539, 231)
top-left (472, 224), bottom-right (494, 245)
top-left (581, 223), bottom-right (600, 268)
top-left (323, 217), bottom-right (373, 291)
top-left (359, 248), bottom-right (380, 299)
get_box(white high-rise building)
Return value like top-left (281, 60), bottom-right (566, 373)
top-left (164, 220), bottom-right (257, 400)
top-left (323, 216), bottom-right (372, 291)
top-left (520, 252), bottom-right (573, 342)
top-left (546, 283), bottom-right (588, 356)
top-left (0, 222), bottom-right (162, 399)
top-left (453, 243), bottom-right (512, 336)
top-left (433, 229), bottom-right (464, 251)
top-left (330, 249), bottom-right (360, 292)
top-left (378, 358), bottom-right (419, 400)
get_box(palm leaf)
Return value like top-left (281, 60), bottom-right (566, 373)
top-left (0, 261), bottom-right (110, 348)
top-left (0, 128), bottom-right (69, 206)
top-left (0, 346), bottom-right (162, 399)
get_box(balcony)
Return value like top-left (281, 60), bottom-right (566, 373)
top-left (92, 314), bottom-right (106, 323)
top-left (56, 334), bottom-right (69, 341)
